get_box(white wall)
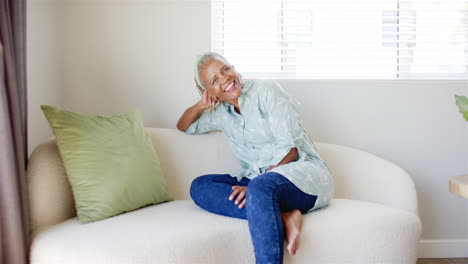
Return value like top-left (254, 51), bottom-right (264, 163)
top-left (27, 0), bottom-right (63, 154)
top-left (61, 0), bottom-right (210, 127)
top-left (28, 0), bottom-right (468, 257)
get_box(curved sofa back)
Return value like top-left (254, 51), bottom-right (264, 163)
top-left (27, 128), bottom-right (418, 236)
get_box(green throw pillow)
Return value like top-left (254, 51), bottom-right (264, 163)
top-left (41, 105), bottom-right (173, 223)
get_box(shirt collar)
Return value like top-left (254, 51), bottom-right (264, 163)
top-left (241, 79), bottom-right (254, 94)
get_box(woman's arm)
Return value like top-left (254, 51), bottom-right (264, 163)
top-left (267, 147), bottom-right (298, 171)
top-left (177, 91), bottom-right (217, 132)
top-left (176, 102), bottom-right (206, 132)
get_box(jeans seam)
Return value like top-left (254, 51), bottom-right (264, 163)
top-left (271, 182), bottom-right (291, 264)
top-left (269, 186), bottom-right (279, 264)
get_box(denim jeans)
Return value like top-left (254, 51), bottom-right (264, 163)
top-left (189, 172), bottom-right (318, 264)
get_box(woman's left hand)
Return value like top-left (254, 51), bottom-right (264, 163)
top-left (229, 186), bottom-right (247, 209)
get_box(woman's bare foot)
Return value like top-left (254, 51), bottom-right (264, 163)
top-left (281, 209), bottom-right (303, 255)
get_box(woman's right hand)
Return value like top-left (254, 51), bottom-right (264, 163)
top-left (199, 90), bottom-right (219, 110)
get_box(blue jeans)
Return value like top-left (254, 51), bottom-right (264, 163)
top-left (189, 172), bottom-right (318, 264)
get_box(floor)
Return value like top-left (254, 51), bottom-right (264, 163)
top-left (417, 259), bottom-right (468, 264)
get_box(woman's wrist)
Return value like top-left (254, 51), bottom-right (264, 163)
top-left (268, 148), bottom-right (298, 170)
top-left (194, 101), bottom-right (209, 113)
top-left (197, 99), bottom-right (213, 111)
top-left (176, 101), bottom-right (209, 131)
top-left (267, 165), bottom-right (277, 171)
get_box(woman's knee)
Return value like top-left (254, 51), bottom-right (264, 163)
top-left (190, 174), bottom-right (229, 199)
top-left (190, 175), bottom-right (210, 199)
top-left (247, 176), bottom-right (276, 202)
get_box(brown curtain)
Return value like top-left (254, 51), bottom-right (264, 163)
top-left (0, 0), bottom-right (29, 263)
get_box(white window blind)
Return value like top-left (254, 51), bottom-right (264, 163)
top-left (212, 0), bottom-right (468, 79)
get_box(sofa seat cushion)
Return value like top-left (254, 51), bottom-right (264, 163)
top-left (30, 199), bottom-right (421, 264)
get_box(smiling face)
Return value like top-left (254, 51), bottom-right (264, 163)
top-left (199, 58), bottom-right (243, 105)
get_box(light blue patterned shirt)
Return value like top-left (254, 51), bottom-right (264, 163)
top-left (185, 79), bottom-right (334, 211)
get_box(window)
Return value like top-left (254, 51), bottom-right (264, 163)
top-left (212, 0), bottom-right (468, 79)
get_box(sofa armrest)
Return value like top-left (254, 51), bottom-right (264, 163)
top-left (316, 142), bottom-right (419, 216)
top-left (27, 139), bottom-right (75, 237)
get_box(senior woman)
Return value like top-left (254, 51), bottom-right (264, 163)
top-left (177, 52), bottom-right (334, 264)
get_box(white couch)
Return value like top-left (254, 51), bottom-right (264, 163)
top-left (28, 128), bottom-right (421, 264)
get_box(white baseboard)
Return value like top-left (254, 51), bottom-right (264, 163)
top-left (419, 239), bottom-right (468, 258)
